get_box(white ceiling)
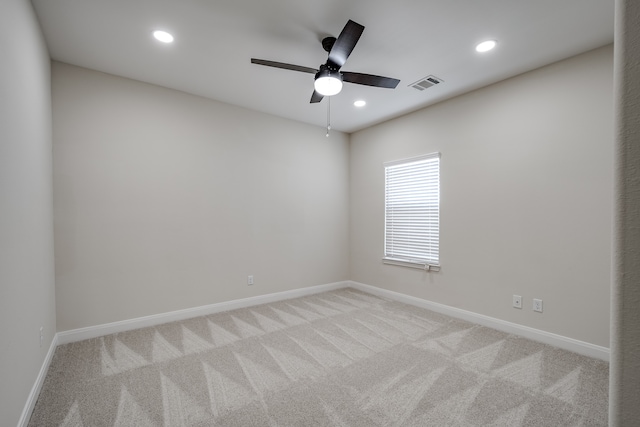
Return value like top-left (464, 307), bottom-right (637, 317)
top-left (31, 0), bottom-right (614, 133)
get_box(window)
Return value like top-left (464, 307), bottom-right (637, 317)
top-left (384, 153), bottom-right (440, 270)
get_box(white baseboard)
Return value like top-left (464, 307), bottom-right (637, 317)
top-left (57, 281), bottom-right (349, 345)
top-left (18, 333), bottom-right (58, 427)
top-left (348, 281), bottom-right (610, 361)
top-left (55, 278), bottom-right (610, 361)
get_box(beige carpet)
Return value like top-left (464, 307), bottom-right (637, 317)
top-left (29, 288), bottom-right (608, 426)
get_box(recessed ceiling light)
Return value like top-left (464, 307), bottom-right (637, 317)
top-left (354, 100), bottom-right (366, 107)
top-left (153, 30), bottom-right (174, 43)
top-left (476, 40), bottom-right (496, 53)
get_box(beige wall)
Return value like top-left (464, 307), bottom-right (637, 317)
top-left (350, 45), bottom-right (613, 347)
top-left (52, 47), bottom-right (614, 346)
top-left (52, 62), bottom-right (350, 331)
top-left (0, 0), bottom-right (56, 425)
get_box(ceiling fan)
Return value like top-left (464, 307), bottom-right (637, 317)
top-left (251, 19), bottom-right (400, 103)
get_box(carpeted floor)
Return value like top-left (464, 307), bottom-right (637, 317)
top-left (29, 288), bottom-right (608, 426)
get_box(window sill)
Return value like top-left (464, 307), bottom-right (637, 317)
top-left (382, 258), bottom-right (441, 272)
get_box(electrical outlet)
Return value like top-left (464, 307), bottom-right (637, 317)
top-left (513, 295), bottom-right (522, 309)
top-left (39, 326), bottom-right (44, 348)
top-left (533, 298), bottom-right (543, 313)
top-left (247, 275), bottom-right (254, 285)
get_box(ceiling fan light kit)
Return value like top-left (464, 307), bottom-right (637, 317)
top-left (251, 19), bottom-right (400, 104)
top-left (314, 67), bottom-right (343, 96)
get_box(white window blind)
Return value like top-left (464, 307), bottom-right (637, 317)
top-left (384, 153), bottom-right (440, 269)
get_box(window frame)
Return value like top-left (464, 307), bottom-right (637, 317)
top-left (383, 152), bottom-right (441, 271)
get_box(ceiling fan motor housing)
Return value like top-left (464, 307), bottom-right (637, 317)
top-left (315, 64), bottom-right (341, 79)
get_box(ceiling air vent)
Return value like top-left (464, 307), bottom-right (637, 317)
top-left (409, 75), bottom-right (443, 91)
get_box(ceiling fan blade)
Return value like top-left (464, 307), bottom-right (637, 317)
top-left (342, 71), bottom-right (400, 88)
top-left (251, 59), bottom-right (318, 74)
top-left (327, 20), bottom-right (364, 70)
top-left (310, 90), bottom-right (324, 103)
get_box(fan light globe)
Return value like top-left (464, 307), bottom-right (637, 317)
top-left (314, 70), bottom-right (343, 96)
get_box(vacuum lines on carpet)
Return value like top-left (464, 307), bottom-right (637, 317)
top-left (29, 288), bottom-right (608, 426)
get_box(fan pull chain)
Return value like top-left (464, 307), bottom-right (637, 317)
top-left (326, 97), bottom-right (331, 137)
